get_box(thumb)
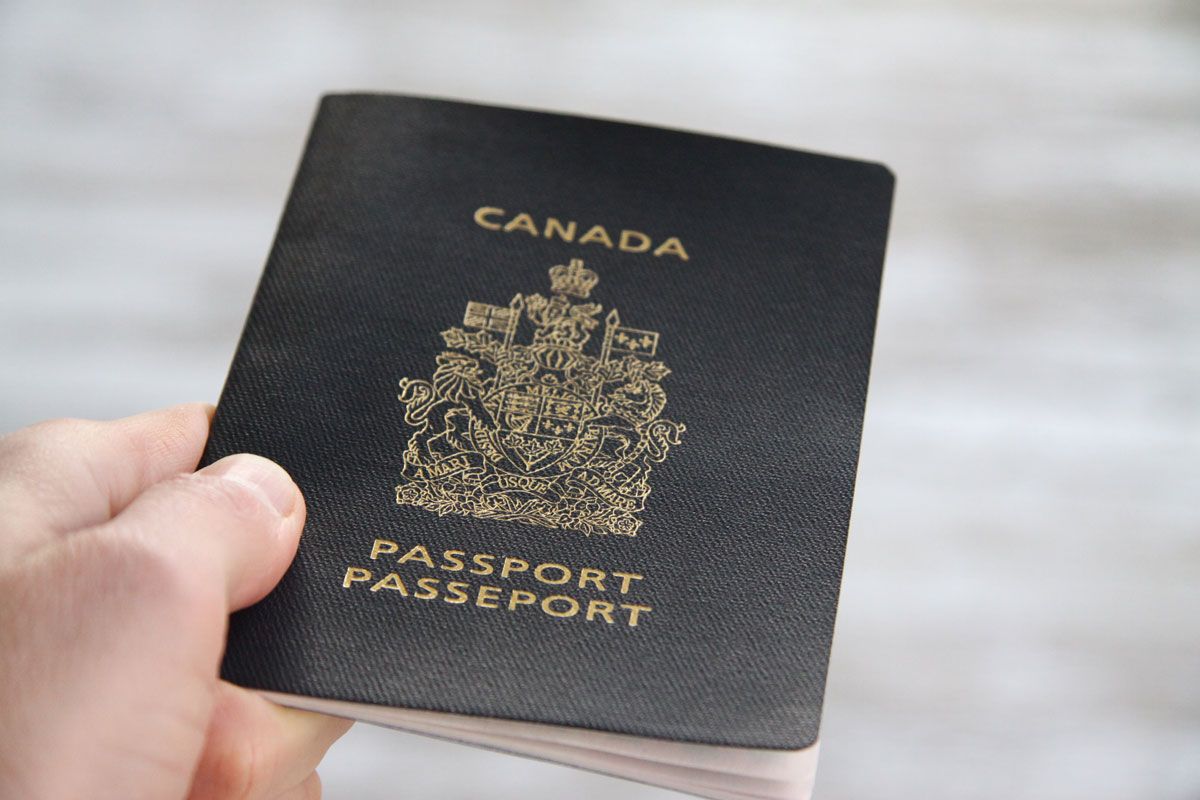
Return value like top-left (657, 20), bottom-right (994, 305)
top-left (99, 453), bottom-right (306, 612)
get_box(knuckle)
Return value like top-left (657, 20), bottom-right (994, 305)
top-left (80, 528), bottom-right (199, 604)
top-left (62, 531), bottom-right (225, 650)
top-left (0, 417), bottom-right (95, 463)
top-left (193, 732), bottom-right (273, 800)
top-left (0, 418), bottom-right (129, 511)
top-left (24, 416), bottom-right (96, 438)
top-left (298, 772), bottom-right (323, 800)
top-left (121, 404), bottom-right (210, 464)
top-left (22, 416), bottom-right (99, 444)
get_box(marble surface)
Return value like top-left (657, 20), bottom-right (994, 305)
top-left (2, 2), bottom-right (1198, 798)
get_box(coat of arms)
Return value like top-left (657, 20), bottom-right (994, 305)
top-left (396, 259), bottom-right (685, 536)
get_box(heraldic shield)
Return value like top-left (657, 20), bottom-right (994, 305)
top-left (396, 260), bottom-right (685, 536)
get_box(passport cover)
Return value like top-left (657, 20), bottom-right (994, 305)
top-left (205, 94), bottom-right (894, 756)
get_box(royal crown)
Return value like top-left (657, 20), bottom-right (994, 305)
top-left (549, 259), bottom-right (599, 299)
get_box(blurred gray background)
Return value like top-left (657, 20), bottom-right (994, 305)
top-left (2, 1), bottom-right (1197, 798)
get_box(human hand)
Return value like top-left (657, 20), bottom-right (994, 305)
top-left (0, 404), bottom-right (352, 799)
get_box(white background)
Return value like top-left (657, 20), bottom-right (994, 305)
top-left (2, 2), bottom-right (1198, 798)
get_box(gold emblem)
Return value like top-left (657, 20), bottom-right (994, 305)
top-left (396, 259), bottom-right (685, 536)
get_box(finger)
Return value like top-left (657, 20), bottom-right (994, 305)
top-left (272, 772), bottom-right (322, 800)
top-left (0, 403), bottom-right (213, 554)
top-left (1, 455), bottom-right (306, 800)
top-left (97, 452), bottom-right (306, 611)
top-left (188, 682), bottom-right (352, 800)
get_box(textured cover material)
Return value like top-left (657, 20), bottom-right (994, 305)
top-left (205, 93), bottom-right (893, 751)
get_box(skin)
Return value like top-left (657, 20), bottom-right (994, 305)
top-left (0, 403), bottom-right (353, 799)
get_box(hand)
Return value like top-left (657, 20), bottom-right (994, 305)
top-left (0, 404), bottom-right (353, 800)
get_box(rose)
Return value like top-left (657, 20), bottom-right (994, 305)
top-left (396, 484), bottom-right (425, 504)
top-left (610, 515), bottom-right (640, 536)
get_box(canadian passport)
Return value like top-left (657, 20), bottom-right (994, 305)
top-left (204, 93), bottom-right (894, 800)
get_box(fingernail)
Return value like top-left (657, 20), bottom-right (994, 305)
top-left (204, 454), bottom-right (299, 517)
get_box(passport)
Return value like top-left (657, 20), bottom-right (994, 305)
top-left (204, 93), bottom-right (894, 800)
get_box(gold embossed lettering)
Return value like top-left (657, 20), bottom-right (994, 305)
top-left (586, 600), bottom-right (616, 623)
top-left (441, 550), bottom-right (466, 571)
top-left (544, 217), bottom-right (576, 242)
top-left (578, 225), bottom-right (614, 248)
top-left (508, 589), bottom-right (537, 610)
top-left (476, 585), bottom-right (502, 608)
top-left (612, 571), bottom-right (644, 593)
top-left (618, 230), bottom-right (651, 253)
top-left (444, 581), bottom-right (470, 604)
top-left (342, 567), bottom-right (372, 587)
top-left (534, 562), bottom-right (571, 585)
top-left (578, 224), bottom-right (614, 248)
top-left (621, 603), bottom-right (652, 626)
top-left (370, 539), bottom-right (398, 560)
top-left (501, 557), bottom-right (529, 578)
top-left (470, 553), bottom-right (496, 575)
top-left (398, 545), bottom-right (435, 568)
top-left (578, 568), bottom-right (606, 591)
top-left (474, 206), bottom-right (504, 230)
top-left (503, 213), bottom-right (539, 236)
top-left (370, 573), bottom-right (409, 594)
top-left (414, 577), bottom-right (440, 599)
top-left (473, 208), bottom-right (689, 261)
top-left (541, 595), bottom-right (580, 618)
top-left (653, 237), bottom-right (689, 260)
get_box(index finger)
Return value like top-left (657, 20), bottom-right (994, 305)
top-left (0, 403), bottom-right (213, 557)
